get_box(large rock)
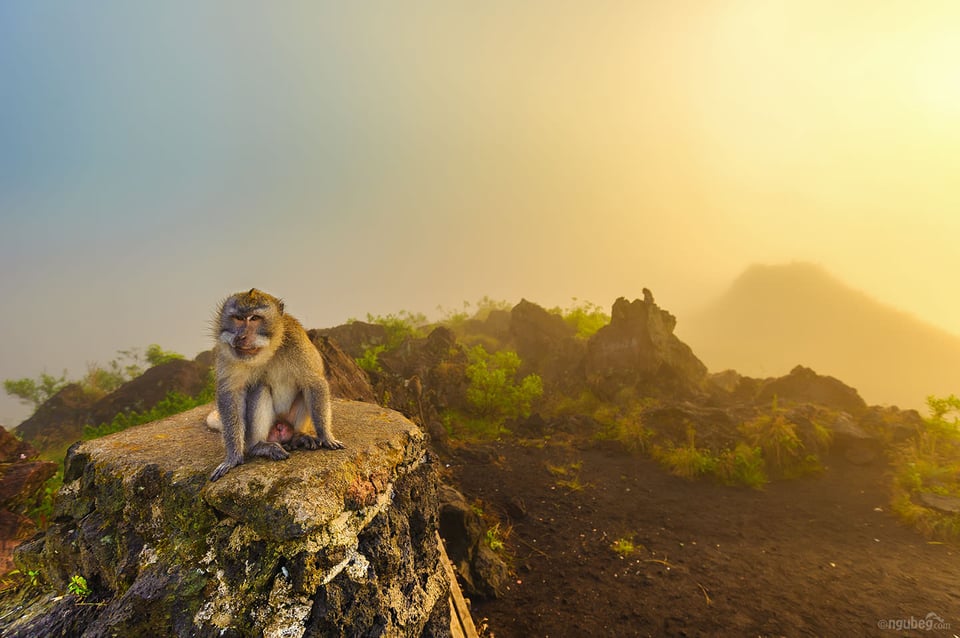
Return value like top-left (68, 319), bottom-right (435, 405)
top-left (756, 365), bottom-right (867, 415)
top-left (308, 331), bottom-right (378, 403)
top-left (87, 357), bottom-right (212, 427)
top-left (14, 384), bottom-right (94, 453)
top-left (315, 322), bottom-right (390, 359)
top-left (2, 401), bottom-right (450, 637)
top-left (0, 428), bottom-right (56, 575)
top-left (437, 485), bottom-right (510, 600)
top-left (585, 293), bottom-right (708, 399)
top-left (509, 300), bottom-right (586, 394)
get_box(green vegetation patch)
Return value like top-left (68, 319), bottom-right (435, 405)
top-left (551, 298), bottom-right (610, 339)
top-left (353, 310), bottom-right (428, 373)
top-left (890, 395), bottom-right (960, 541)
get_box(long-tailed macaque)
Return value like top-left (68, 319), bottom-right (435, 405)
top-left (206, 289), bottom-right (343, 481)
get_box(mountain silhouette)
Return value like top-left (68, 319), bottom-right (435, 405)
top-left (679, 262), bottom-right (960, 410)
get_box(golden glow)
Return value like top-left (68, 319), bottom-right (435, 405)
top-left (912, 31), bottom-right (960, 120)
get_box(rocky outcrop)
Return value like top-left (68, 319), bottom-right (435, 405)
top-left (2, 401), bottom-right (449, 637)
top-left (308, 332), bottom-right (378, 403)
top-left (437, 485), bottom-right (510, 600)
top-left (0, 428), bottom-right (56, 575)
top-left (373, 327), bottom-right (469, 448)
top-left (13, 356), bottom-right (213, 455)
top-left (88, 357), bottom-right (212, 427)
top-left (315, 322), bottom-right (389, 359)
top-left (13, 384), bottom-right (94, 454)
top-left (756, 365), bottom-right (867, 414)
top-left (510, 300), bottom-right (586, 395)
top-left (585, 294), bottom-right (708, 399)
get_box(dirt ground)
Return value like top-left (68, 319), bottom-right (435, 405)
top-left (450, 440), bottom-right (960, 638)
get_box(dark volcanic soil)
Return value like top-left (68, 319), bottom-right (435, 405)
top-left (450, 440), bottom-right (959, 637)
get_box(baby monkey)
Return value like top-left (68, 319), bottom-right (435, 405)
top-left (206, 289), bottom-right (344, 481)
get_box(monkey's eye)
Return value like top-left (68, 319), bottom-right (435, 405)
top-left (249, 315), bottom-right (263, 323)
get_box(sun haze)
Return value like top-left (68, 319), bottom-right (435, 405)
top-left (1, 1), bottom-right (959, 423)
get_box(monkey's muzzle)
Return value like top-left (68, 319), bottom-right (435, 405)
top-left (233, 345), bottom-right (263, 358)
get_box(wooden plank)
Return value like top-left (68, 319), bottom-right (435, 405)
top-left (437, 531), bottom-right (480, 638)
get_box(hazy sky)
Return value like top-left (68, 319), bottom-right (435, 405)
top-left (2, 1), bottom-right (959, 424)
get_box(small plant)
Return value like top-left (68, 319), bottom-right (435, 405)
top-left (28, 470), bottom-right (63, 529)
top-left (546, 460), bottom-right (588, 491)
top-left (68, 574), bottom-right (90, 599)
top-left (657, 429), bottom-right (716, 480)
top-left (715, 443), bottom-right (767, 489)
top-left (592, 400), bottom-right (657, 453)
top-left (740, 411), bottom-right (800, 471)
top-left (611, 536), bottom-right (640, 558)
top-left (660, 444), bottom-right (716, 480)
top-left (355, 344), bottom-right (386, 373)
top-left (485, 523), bottom-right (506, 552)
top-left (28, 570), bottom-right (40, 586)
top-left (441, 411), bottom-right (508, 442)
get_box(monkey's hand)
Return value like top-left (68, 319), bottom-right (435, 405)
top-left (210, 455), bottom-right (242, 482)
top-left (286, 433), bottom-right (345, 451)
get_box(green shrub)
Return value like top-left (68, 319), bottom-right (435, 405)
top-left (351, 310), bottom-right (427, 372)
top-left (145, 344), bottom-right (185, 366)
top-left (355, 345), bottom-right (386, 373)
top-left (591, 398), bottom-right (657, 453)
top-left (3, 371), bottom-right (69, 411)
top-left (715, 443), bottom-right (767, 488)
top-left (464, 346), bottom-right (543, 422)
top-left (890, 395), bottom-right (960, 540)
top-left (660, 444), bottom-right (716, 480)
top-left (552, 298), bottom-right (609, 339)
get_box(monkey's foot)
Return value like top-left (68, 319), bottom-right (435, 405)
top-left (321, 437), bottom-right (346, 450)
top-left (209, 457), bottom-right (242, 482)
top-left (286, 433), bottom-right (345, 451)
top-left (249, 441), bottom-right (291, 461)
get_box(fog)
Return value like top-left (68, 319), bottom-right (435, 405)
top-left (2, 1), bottom-right (959, 424)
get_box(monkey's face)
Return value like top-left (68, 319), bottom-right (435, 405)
top-left (217, 289), bottom-right (283, 360)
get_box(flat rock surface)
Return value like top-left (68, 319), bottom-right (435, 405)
top-left (76, 399), bottom-right (424, 539)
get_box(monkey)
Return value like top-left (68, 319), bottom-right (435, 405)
top-left (206, 288), bottom-right (344, 481)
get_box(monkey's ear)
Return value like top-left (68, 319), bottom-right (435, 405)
top-left (248, 288), bottom-right (256, 295)
top-left (278, 300), bottom-right (285, 315)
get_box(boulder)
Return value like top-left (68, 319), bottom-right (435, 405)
top-left (585, 294), bottom-right (707, 399)
top-left (826, 413), bottom-right (883, 465)
top-left (308, 332), bottom-right (377, 403)
top-left (0, 428), bottom-right (56, 575)
top-left (2, 401), bottom-right (449, 637)
top-left (437, 485), bottom-right (510, 599)
top-left (14, 384), bottom-right (94, 453)
top-left (87, 358), bottom-right (212, 427)
top-left (315, 322), bottom-right (389, 359)
top-left (509, 300), bottom-right (586, 394)
top-left (756, 365), bottom-right (867, 414)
